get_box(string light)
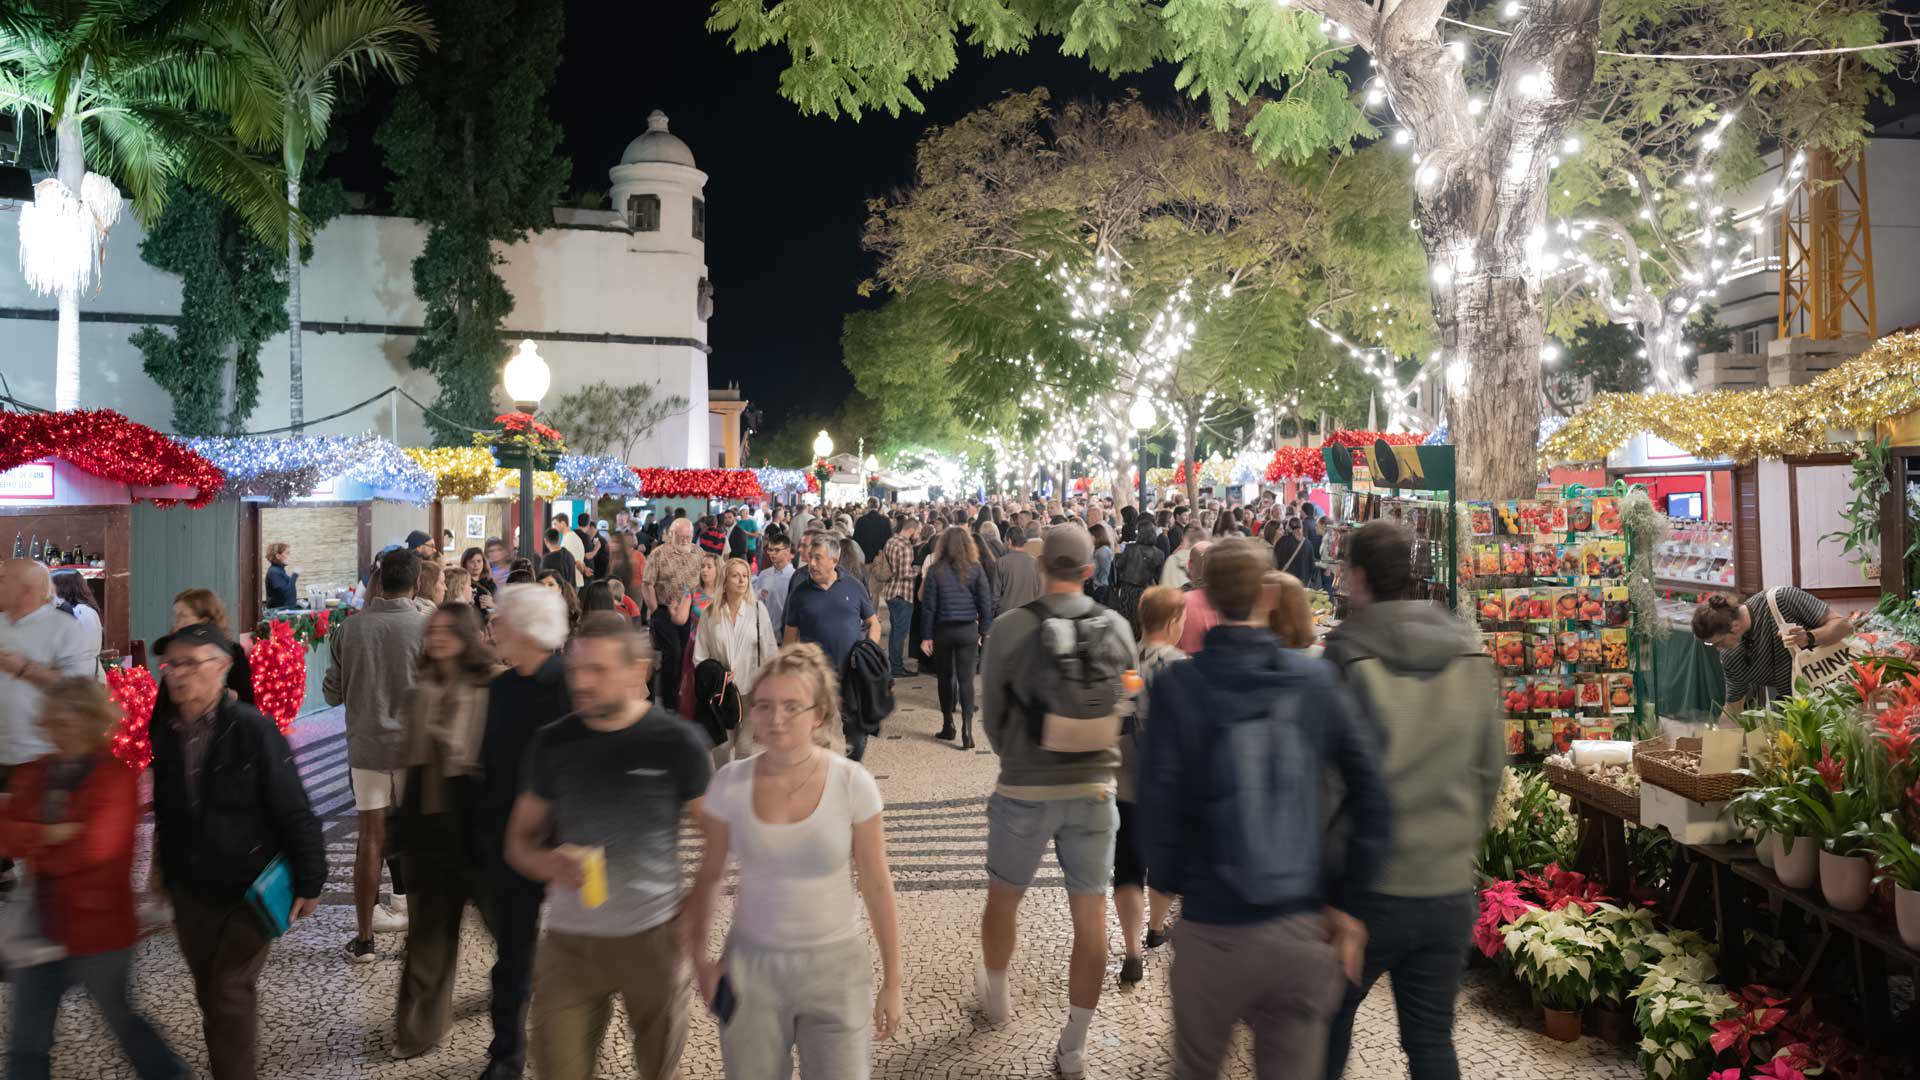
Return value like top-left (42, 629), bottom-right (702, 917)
top-left (183, 434), bottom-right (434, 505)
top-left (633, 468), bottom-right (767, 501)
top-left (1, 409), bottom-right (224, 507)
top-left (108, 665), bottom-right (158, 771)
top-left (250, 621), bottom-right (307, 734)
top-left (555, 455), bottom-right (639, 499)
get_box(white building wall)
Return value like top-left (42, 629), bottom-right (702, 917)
top-left (0, 201), bottom-right (709, 466)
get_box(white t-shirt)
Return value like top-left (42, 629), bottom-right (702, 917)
top-left (0, 602), bottom-right (98, 764)
top-left (706, 752), bottom-right (883, 949)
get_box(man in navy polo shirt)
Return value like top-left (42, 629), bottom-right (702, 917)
top-left (783, 533), bottom-right (881, 760)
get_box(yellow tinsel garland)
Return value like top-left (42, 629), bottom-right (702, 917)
top-left (403, 447), bottom-right (563, 501)
top-left (1541, 331), bottom-right (1920, 465)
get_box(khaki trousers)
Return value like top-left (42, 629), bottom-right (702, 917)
top-left (531, 916), bottom-right (690, 1080)
top-left (1169, 912), bottom-right (1345, 1080)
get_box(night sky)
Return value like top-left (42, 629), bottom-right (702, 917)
top-left (328, 0), bottom-right (1175, 434)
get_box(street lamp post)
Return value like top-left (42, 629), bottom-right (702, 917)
top-left (863, 453), bottom-right (879, 501)
top-left (502, 339), bottom-right (551, 562)
top-left (812, 430), bottom-right (834, 511)
top-left (1130, 397), bottom-right (1157, 512)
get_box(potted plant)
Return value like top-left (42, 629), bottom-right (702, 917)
top-left (1865, 812), bottom-right (1920, 947)
top-left (480, 412), bottom-right (566, 470)
top-left (1630, 952), bottom-right (1736, 1080)
top-left (1502, 906), bottom-right (1604, 1041)
top-left (1777, 754), bottom-right (1877, 907)
top-left (1588, 903), bottom-right (1658, 1044)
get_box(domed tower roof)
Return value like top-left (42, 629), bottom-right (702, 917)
top-left (621, 111), bottom-right (696, 168)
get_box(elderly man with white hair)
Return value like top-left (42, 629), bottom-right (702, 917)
top-left (641, 516), bottom-right (705, 613)
top-left (0, 558), bottom-right (98, 779)
top-left (470, 583), bottom-right (574, 1080)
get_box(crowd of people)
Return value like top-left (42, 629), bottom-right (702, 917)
top-left (0, 485), bottom-right (1514, 1080)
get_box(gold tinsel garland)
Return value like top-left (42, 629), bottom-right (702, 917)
top-left (1541, 331), bottom-right (1920, 465)
top-left (403, 447), bottom-right (564, 501)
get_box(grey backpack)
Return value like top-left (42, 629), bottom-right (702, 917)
top-left (1021, 601), bottom-right (1128, 753)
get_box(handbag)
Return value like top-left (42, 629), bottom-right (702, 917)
top-left (1764, 588), bottom-right (1869, 693)
top-left (0, 869), bottom-right (67, 969)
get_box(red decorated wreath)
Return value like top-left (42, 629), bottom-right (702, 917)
top-left (0, 410), bottom-right (225, 507)
top-left (634, 467), bottom-right (767, 501)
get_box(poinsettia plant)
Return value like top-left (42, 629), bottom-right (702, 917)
top-left (477, 412), bottom-right (566, 463)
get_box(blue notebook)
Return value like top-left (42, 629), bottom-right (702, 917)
top-left (246, 856), bottom-right (293, 938)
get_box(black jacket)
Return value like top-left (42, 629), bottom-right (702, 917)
top-left (853, 510), bottom-right (893, 563)
top-left (476, 652), bottom-right (571, 852)
top-left (149, 694), bottom-right (325, 903)
top-left (920, 563), bottom-right (995, 640)
top-left (843, 638), bottom-right (895, 735)
top-left (265, 563), bottom-right (299, 609)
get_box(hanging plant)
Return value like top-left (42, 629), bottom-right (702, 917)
top-left (1822, 435), bottom-right (1891, 581)
top-left (1621, 487), bottom-right (1672, 642)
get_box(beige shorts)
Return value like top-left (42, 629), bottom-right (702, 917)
top-left (350, 767), bottom-right (407, 813)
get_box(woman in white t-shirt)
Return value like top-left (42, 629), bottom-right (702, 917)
top-left (683, 643), bottom-right (903, 1079)
top-left (694, 558), bottom-right (777, 761)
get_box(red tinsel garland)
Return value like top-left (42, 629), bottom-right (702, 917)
top-left (107, 665), bottom-right (159, 770)
top-left (249, 621), bottom-right (307, 733)
top-left (1265, 431), bottom-right (1429, 483)
top-left (634, 467), bottom-right (767, 501)
top-left (0, 410), bottom-right (225, 507)
top-left (1170, 460), bottom-right (1202, 486)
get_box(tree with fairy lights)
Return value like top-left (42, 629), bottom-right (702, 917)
top-left (859, 91), bottom-right (1412, 507)
top-left (712, 0), bottom-right (1903, 497)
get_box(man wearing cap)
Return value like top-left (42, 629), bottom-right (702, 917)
top-left (149, 621), bottom-right (324, 1080)
top-left (975, 524), bottom-right (1136, 1079)
top-left (405, 530), bottom-right (438, 559)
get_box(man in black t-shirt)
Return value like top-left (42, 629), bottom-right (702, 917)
top-left (507, 613), bottom-right (711, 1080)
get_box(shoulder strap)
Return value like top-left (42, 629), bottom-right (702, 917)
top-left (1763, 587), bottom-right (1786, 633)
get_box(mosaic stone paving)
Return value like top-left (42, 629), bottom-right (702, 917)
top-left (0, 674), bottom-right (1639, 1079)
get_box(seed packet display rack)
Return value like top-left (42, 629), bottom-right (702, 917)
top-left (1322, 487), bottom-right (1458, 616)
top-left (1464, 492), bottom-right (1650, 762)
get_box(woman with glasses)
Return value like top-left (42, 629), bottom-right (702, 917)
top-left (682, 643), bottom-right (903, 1079)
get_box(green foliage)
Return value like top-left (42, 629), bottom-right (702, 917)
top-left (543, 381), bottom-right (691, 463)
top-left (0, 0), bottom-right (293, 245)
top-left (1478, 767), bottom-right (1578, 883)
top-left (1822, 435), bottom-right (1892, 582)
top-left (842, 295), bottom-right (966, 452)
top-left (377, 0), bottom-right (569, 444)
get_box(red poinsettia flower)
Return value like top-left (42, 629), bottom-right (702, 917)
top-left (1847, 660), bottom-right (1887, 702)
top-left (1813, 750), bottom-right (1846, 790)
top-left (1708, 1070), bottom-right (1743, 1080)
top-left (1473, 879), bottom-right (1538, 957)
top-left (1517, 862), bottom-right (1613, 912)
top-left (1711, 993), bottom-right (1787, 1062)
top-left (1754, 1052), bottom-right (1807, 1080)
top-left (314, 609), bottom-right (331, 640)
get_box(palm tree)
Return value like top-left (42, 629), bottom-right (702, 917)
top-left (214, 0), bottom-right (435, 432)
top-left (1, 1), bottom-right (291, 411)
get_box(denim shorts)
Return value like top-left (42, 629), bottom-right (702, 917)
top-left (985, 792), bottom-right (1119, 895)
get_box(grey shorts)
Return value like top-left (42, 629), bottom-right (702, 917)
top-left (985, 792), bottom-right (1118, 895)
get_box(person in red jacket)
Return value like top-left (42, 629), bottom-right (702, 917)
top-left (0, 677), bottom-right (189, 1079)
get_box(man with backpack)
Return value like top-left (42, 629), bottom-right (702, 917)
top-left (1321, 521), bottom-right (1505, 1080)
top-left (976, 524), bottom-right (1136, 1080)
top-left (1136, 537), bottom-right (1390, 1080)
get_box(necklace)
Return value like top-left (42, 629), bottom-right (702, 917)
top-left (760, 749), bottom-right (822, 803)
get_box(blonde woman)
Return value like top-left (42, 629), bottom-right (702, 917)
top-left (1266, 570), bottom-right (1322, 655)
top-left (694, 557), bottom-right (777, 761)
top-left (694, 552), bottom-right (722, 618)
top-left (683, 644), bottom-right (903, 1079)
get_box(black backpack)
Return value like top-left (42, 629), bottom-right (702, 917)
top-left (842, 639), bottom-right (895, 735)
top-left (1018, 600), bottom-right (1129, 753)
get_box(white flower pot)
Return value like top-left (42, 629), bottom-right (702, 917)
top-left (1817, 850), bottom-right (1872, 912)
top-left (1754, 829), bottom-right (1775, 868)
top-left (1897, 886), bottom-right (1920, 949)
top-left (1771, 833), bottom-right (1818, 889)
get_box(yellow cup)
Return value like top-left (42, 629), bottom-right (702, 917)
top-left (579, 846), bottom-right (607, 909)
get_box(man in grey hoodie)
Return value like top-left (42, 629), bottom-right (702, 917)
top-left (1321, 521), bottom-right (1505, 1080)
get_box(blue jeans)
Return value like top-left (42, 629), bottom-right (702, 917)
top-left (1324, 891), bottom-right (1476, 1080)
top-left (8, 947), bottom-right (186, 1080)
top-left (886, 597), bottom-right (913, 675)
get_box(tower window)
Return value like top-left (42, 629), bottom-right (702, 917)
top-left (692, 197), bottom-right (706, 241)
top-left (626, 193), bottom-right (660, 232)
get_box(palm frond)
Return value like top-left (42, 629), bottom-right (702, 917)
top-left (145, 103), bottom-right (302, 247)
top-left (291, 0), bottom-right (434, 92)
top-left (83, 102), bottom-right (175, 218)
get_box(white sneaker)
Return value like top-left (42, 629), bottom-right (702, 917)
top-left (974, 963), bottom-right (1010, 1026)
top-left (1056, 1039), bottom-right (1087, 1079)
top-left (371, 903), bottom-right (408, 934)
top-left (386, 894), bottom-right (408, 915)
top-left (136, 896), bottom-right (173, 930)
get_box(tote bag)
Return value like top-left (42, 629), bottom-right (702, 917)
top-left (1764, 588), bottom-right (1869, 693)
top-left (0, 870), bottom-right (66, 969)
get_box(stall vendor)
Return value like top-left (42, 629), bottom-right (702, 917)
top-left (1692, 587), bottom-right (1851, 719)
top-left (265, 542), bottom-right (300, 609)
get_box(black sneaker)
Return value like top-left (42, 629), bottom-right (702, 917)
top-left (1120, 954), bottom-right (1145, 984)
top-left (937, 723), bottom-right (957, 740)
top-left (344, 937), bottom-right (376, 964)
top-left (1145, 927), bottom-right (1168, 949)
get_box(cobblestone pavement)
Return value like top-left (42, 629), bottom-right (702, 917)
top-left (0, 675), bottom-right (1639, 1079)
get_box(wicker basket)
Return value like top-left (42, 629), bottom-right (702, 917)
top-left (1542, 761), bottom-right (1642, 823)
top-left (1634, 747), bottom-right (1743, 804)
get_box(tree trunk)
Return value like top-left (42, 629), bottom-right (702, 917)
top-left (1183, 414), bottom-right (1200, 508)
top-left (286, 173), bottom-right (304, 431)
top-left (1366, 0), bottom-right (1601, 499)
top-left (53, 110), bottom-right (85, 412)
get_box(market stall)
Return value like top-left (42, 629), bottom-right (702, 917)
top-left (1, 409), bottom-right (224, 656)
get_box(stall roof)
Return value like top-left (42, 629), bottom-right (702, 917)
top-left (1, 409), bottom-right (223, 506)
top-left (1542, 330), bottom-right (1920, 465)
top-left (183, 434), bottom-right (433, 504)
